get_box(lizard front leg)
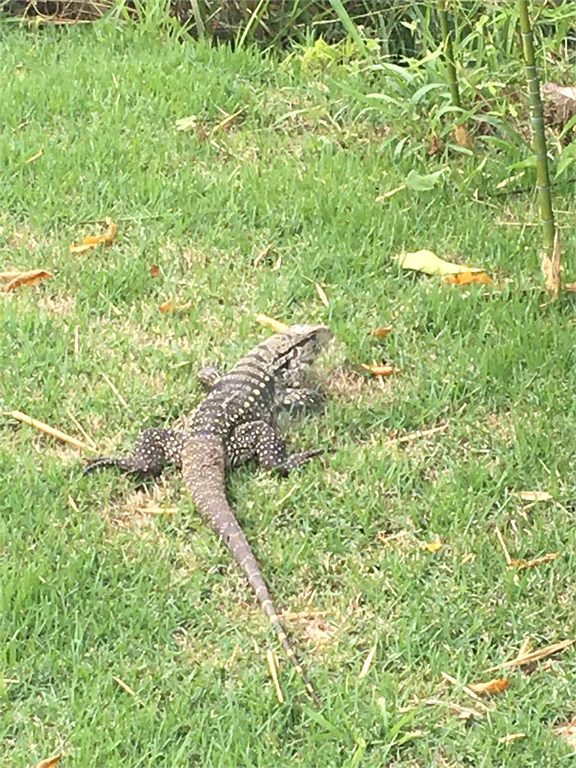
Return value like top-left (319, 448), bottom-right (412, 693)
top-left (228, 421), bottom-right (321, 476)
top-left (84, 428), bottom-right (188, 477)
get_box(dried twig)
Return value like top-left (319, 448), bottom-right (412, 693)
top-left (7, 410), bottom-right (96, 452)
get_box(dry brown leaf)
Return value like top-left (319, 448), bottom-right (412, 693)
top-left (486, 639), bottom-right (574, 672)
top-left (509, 552), bottom-right (560, 570)
top-left (361, 363), bottom-right (400, 377)
top-left (515, 490), bottom-right (553, 502)
top-left (565, 282), bottom-right (576, 293)
top-left (422, 540), bottom-right (443, 553)
top-left (541, 229), bottom-right (562, 300)
top-left (555, 715), bottom-right (576, 749)
top-left (428, 132), bottom-right (440, 156)
top-left (454, 123), bottom-right (475, 150)
top-left (149, 264), bottom-right (160, 278)
top-left (468, 677), bottom-right (509, 696)
top-left (255, 314), bottom-right (289, 333)
top-left (34, 755), bottom-right (61, 768)
top-left (4, 269), bottom-right (52, 291)
top-left (0, 270), bottom-right (22, 280)
top-left (444, 271), bottom-right (493, 286)
top-left (70, 217), bottom-right (118, 253)
top-left (373, 325), bottom-right (393, 338)
top-left (315, 283), bottom-right (329, 307)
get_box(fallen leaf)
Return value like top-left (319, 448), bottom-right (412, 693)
top-left (149, 264), bottom-right (160, 278)
top-left (315, 283), bottom-right (329, 307)
top-left (373, 325), bottom-right (393, 338)
top-left (0, 271), bottom-right (22, 280)
top-left (422, 540), bottom-right (443, 553)
top-left (444, 271), bottom-right (493, 285)
top-left (509, 552), bottom-right (560, 569)
top-left (255, 314), bottom-right (289, 333)
top-left (361, 363), bottom-right (400, 377)
top-left (428, 132), bottom-right (440, 156)
top-left (515, 490), bottom-right (553, 502)
top-left (375, 184), bottom-right (406, 201)
top-left (70, 217), bottom-right (118, 254)
top-left (541, 229), bottom-right (562, 300)
top-left (159, 300), bottom-right (192, 313)
top-left (454, 123), bottom-right (475, 150)
top-left (34, 755), bottom-right (61, 768)
top-left (486, 638), bottom-right (574, 672)
top-left (468, 678), bottom-right (509, 696)
top-left (555, 714), bottom-right (576, 749)
top-left (395, 250), bottom-right (484, 277)
top-left (405, 168), bottom-right (447, 191)
top-left (565, 282), bottom-right (576, 292)
top-left (4, 269), bottom-right (52, 291)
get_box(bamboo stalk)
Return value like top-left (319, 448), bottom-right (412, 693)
top-left (437, 0), bottom-right (461, 109)
top-left (518, 0), bottom-right (559, 294)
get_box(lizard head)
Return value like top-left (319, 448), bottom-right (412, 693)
top-left (264, 325), bottom-right (333, 384)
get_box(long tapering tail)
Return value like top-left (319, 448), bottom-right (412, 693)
top-left (183, 441), bottom-right (321, 705)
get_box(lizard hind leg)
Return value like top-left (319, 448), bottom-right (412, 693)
top-left (84, 428), bottom-right (188, 477)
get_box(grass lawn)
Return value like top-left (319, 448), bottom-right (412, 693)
top-left (1, 19), bottom-right (575, 768)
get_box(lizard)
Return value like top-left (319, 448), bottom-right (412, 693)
top-left (84, 324), bottom-right (333, 705)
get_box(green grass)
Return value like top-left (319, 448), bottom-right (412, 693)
top-left (2, 19), bottom-right (575, 768)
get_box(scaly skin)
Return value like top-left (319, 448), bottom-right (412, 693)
top-left (85, 325), bottom-right (332, 705)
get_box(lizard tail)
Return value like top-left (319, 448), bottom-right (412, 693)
top-left (184, 449), bottom-right (321, 705)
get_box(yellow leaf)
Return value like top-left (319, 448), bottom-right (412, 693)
top-left (70, 217), bottom-right (118, 253)
top-left (34, 755), bottom-right (61, 768)
top-left (373, 325), bottom-right (393, 338)
top-left (4, 269), bottom-right (52, 291)
top-left (255, 314), bottom-right (290, 333)
top-left (444, 271), bottom-right (493, 286)
top-left (422, 540), bottom-right (442, 553)
top-left (315, 283), bottom-right (329, 307)
top-left (468, 678), bottom-right (509, 696)
top-left (360, 363), bottom-right (400, 377)
top-left (395, 250), bottom-right (484, 277)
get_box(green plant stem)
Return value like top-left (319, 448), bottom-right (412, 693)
top-left (437, 0), bottom-right (461, 109)
top-left (518, 0), bottom-right (555, 257)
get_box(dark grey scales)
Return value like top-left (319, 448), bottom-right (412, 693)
top-left (84, 325), bottom-right (333, 705)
